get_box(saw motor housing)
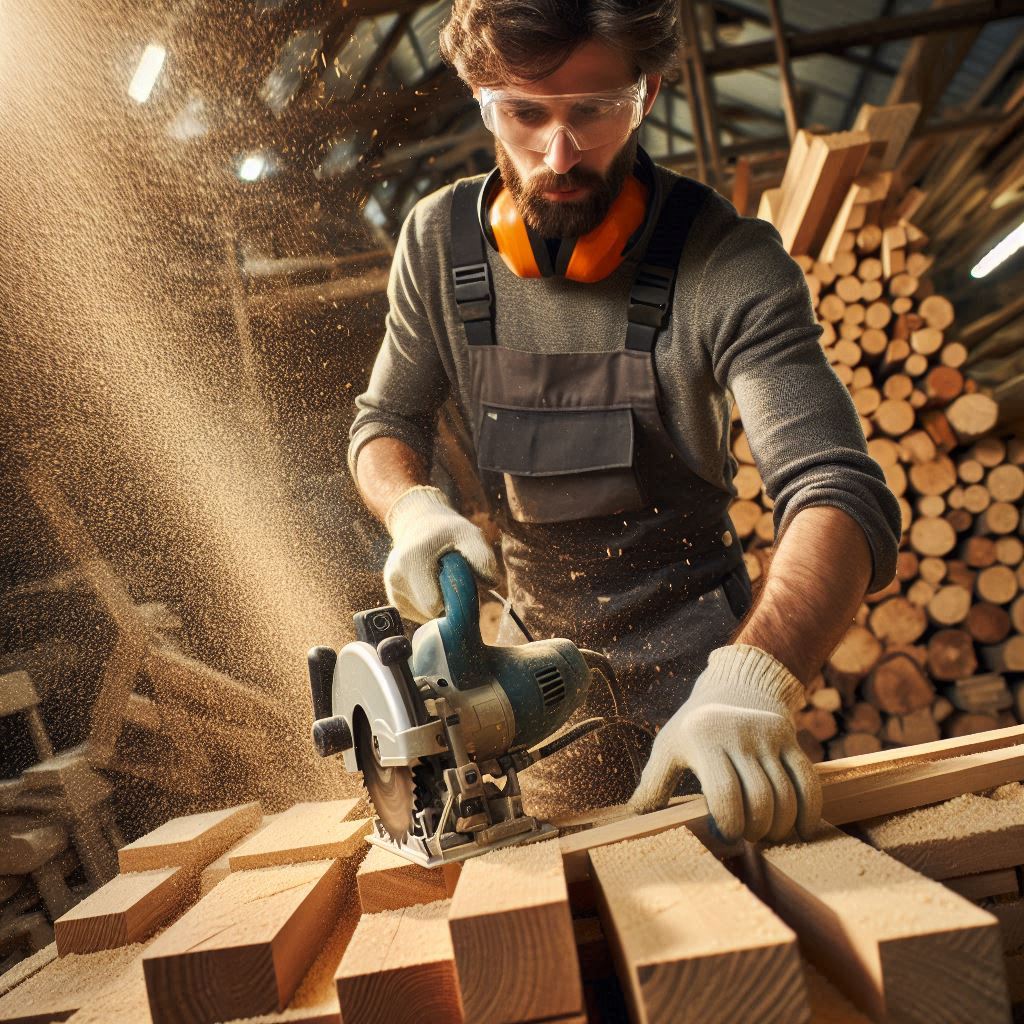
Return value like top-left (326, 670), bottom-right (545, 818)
top-left (309, 553), bottom-right (600, 865)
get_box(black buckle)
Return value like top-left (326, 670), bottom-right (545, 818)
top-left (453, 262), bottom-right (491, 302)
top-left (627, 263), bottom-right (673, 328)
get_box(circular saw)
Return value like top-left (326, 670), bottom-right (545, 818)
top-left (307, 552), bottom-right (613, 867)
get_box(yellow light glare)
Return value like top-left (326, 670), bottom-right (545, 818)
top-left (128, 43), bottom-right (166, 103)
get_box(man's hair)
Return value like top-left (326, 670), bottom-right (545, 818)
top-left (438, 0), bottom-right (681, 88)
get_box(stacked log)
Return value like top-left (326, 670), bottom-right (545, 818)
top-left (745, 109), bottom-right (1022, 762)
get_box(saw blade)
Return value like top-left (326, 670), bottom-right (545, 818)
top-left (357, 715), bottom-right (417, 843)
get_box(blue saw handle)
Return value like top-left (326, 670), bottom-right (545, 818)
top-left (436, 551), bottom-right (485, 688)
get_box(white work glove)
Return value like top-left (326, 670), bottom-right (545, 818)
top-left (629, 643), bottom-right (822, 844)
top-left (384, 485), bottom-right (498, 624)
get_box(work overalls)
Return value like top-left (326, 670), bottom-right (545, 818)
top-left (450, 160), bottom-right (754, 817)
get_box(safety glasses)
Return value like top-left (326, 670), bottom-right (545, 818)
top-left (478, 78), bottom-right (648, 154)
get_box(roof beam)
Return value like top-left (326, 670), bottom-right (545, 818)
top-left (702, 1), bottom-right (1024, 73)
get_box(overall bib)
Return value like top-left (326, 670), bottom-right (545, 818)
top-left (450, 166), bottom-right (753, 817)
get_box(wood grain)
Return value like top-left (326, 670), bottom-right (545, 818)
top-left (355, 843), bottom-right (461, 914)
top-left (747, 824), bottom-right (1009, 1021)
top-left (117, 802), bottom-right (261, 873)
top-left (448, 840), bottom-right (582, 1024)
top-left (590, 826), bottom-right (807, 1024)
top-left (336, 900), bottom-right (462, 1024)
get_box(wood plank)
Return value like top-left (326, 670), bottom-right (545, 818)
top-left (944, 868), bottom-right (1020, 902)
top-left (141, 858), bottom-right (349, 1024)
top-left (355, 843), bottom-right (461, 914)
top-left (118, 803), bottom-right (261, 873)
top-left (852, 102), bottom-right (921, 171)
top-left (802, 961), bottom-right (873, 1023)
top-left (987, 897), bottom-right (1024, 952)
top-left (746, 824), bottom-right (1009, 1021)
top-left (0, 945), bottom-right (58, 999)
top-left (858, 783), bottom-right (1024, 879)
top-left (54, 868), bottom-right (186, 955)
top-left (199, 813), bottom-right (279, 896)
top-left (448, 840), bottom-right (582, 1024)
top-left (590, 826), bottom-right (806, 1023)
top-left (336, 900), bottom-right (461, 1024)
top-left (227, 801), bottom-right (365, 871)
top-left (559, 740), bottom-right (1024, 887)
top-left (0, 945), bottom-right (142, 1024)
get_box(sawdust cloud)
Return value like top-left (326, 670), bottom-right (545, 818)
top-left (0, 0), bottom-right (384, 825)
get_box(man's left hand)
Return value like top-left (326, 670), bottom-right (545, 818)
top-left (628, 643), bottom-right (822, 844)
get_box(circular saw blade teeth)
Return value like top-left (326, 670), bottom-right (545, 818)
top-left (357, 717), bottom-right (417, 843)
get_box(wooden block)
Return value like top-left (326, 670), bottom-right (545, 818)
top-left (336, 900), bottom-right (461, 1024)
top-left (141, 858), bottom-right (349, 1024)
top-left (54, 868), bottom-right (187, 956)
top-left (858, 784), bottom-right (1024, 879)
top-left (591, 826), bottom-right (807, 1024)
top-left (118, 803), bottom-right (261, 873)
top-left (449, 840), bottom-right (582, 1023)
top-left (356, 843), bottom-right (461, 914)
top-left (944, 868), bottom-right (1020, 902)
top-left (853, 103), bottom-right (920, 171)
top-left (986, 898), bottom-right (1024, 952)
top-left (748, 825), bottom-right (1008, 1021)
top-left (0, 944), bottom-right (142, 1023)
top-left (227, 801), bottom-right (365, 871)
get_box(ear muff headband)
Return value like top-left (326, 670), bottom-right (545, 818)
top-left (482, 168), bottom-right (651, 284)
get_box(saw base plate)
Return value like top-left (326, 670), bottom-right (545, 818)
top-left (366, 820), bottom-right (559, 869)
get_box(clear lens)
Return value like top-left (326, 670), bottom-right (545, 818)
top-left (479, 81), bottom-right (646, 153)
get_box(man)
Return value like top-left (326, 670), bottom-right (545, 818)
top-left (348, 0), bottom-right (901, 844)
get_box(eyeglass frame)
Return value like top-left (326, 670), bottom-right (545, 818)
top-left (476, 77), bottom-right (650, 154)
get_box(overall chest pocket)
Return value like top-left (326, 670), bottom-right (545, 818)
top-left (477, 405), bottom-right (646, 524)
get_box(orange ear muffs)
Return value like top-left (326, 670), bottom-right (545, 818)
top-left (486, 174), bottom-right (649, 284)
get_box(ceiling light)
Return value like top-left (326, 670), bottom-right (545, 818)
top-left (129, 44), bottom-right (166, 103)
top-left (971, 219), bottom-right (1024, 279)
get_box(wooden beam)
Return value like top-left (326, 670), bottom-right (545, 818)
top-left (744, 824), bottom-right (1009, 1020)
top-left (54, 867), bottom-right (186, 956)
top-left (680, 0), bottom-right (724, 187)
top-left (701, 1), bottom-right (1024, 73)
top-left (559, 732), bottom-right (1024, 886)
top-left (590, 825), bottom-right (807, 1023)
top-left (117, 802), bottom-right (261, 873)
top-left (356, 843), bottom-right (461, 914)
top-left (856, 784), bottom-right (1024, 879)
top-left (142, 857), bottom-right (350, 1024)
top-left (765, 0), bottom-right (800, 141)
top-left (335, 900), bottom-right (462, 1024)
top-left (448, 840), bottom-right (583, 1023)
top-left (226, 800), bottom-right (366, 871)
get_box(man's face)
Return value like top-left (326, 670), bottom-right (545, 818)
top-left (482, 40), bottom-right (660, 238)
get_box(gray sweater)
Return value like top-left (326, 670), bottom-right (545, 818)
top-left (348, 164), bottom-right (902, 592)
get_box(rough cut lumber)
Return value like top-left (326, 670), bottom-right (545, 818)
top-left (53, 867), bottom-right (185, 956)
top-left (559, 733), bottom-right (1024, 886)
top-left (118, 803), bottom-right (262, 873)
top-left (0, 944), bottom-right (143, 1024)
top-left (944, 868), bottom-right (1020, 902)
top-left (336, 901), bottom-right (461, 1024)
top-left (746, 825), bottom-right (1008, 1021)
top-left (227, 801), bottom-right (366, 871)
top-left (141, 858), bottom-right (350, 1024)
top-left (356, 843), bottom-right (461, 914)
top-left (448, 840), bottom-right (583, 1023)
top-left (590, 826), bottom-right (806, 1024)
top-left (858, 783), bottom-right (1024, 880)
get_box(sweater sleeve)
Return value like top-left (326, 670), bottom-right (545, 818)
top-left (347, 202), bottom-right (451, 480)
top-left (697, 214), bottom-right (902, 592)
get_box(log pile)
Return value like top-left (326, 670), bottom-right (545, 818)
top-left (0, 725), bottom-right (1022, 1023)
top-left (746, 103), bottom-right (1023, 764)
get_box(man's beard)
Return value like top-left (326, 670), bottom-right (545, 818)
top-left (495, 135), bottom-right (638, 239)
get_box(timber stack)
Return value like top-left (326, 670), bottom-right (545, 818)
top-left (743, 102), bottom-right (1024, 764)
top-left (0, 724), bottom-right (1022, 1022)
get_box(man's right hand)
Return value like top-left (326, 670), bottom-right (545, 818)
top-left (384, 485), bottom-right (498, 623)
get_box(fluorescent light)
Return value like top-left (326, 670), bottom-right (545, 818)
top-left (971, 219), bottom-right (1024, 279)
top-left (238, 154), bottom-right (267, 181)
top-left (129, 44), bottom-right (166, 103)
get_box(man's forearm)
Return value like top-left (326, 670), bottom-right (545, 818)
top-left (734, 505), bottom-right (874, 684)
top-left (354, 436), bottom-right (431, 524)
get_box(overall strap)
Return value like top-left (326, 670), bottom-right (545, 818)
top-left (450, 178), bottom-right (495, 346)
top-left (625, 177), bottom-right (712, 352)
